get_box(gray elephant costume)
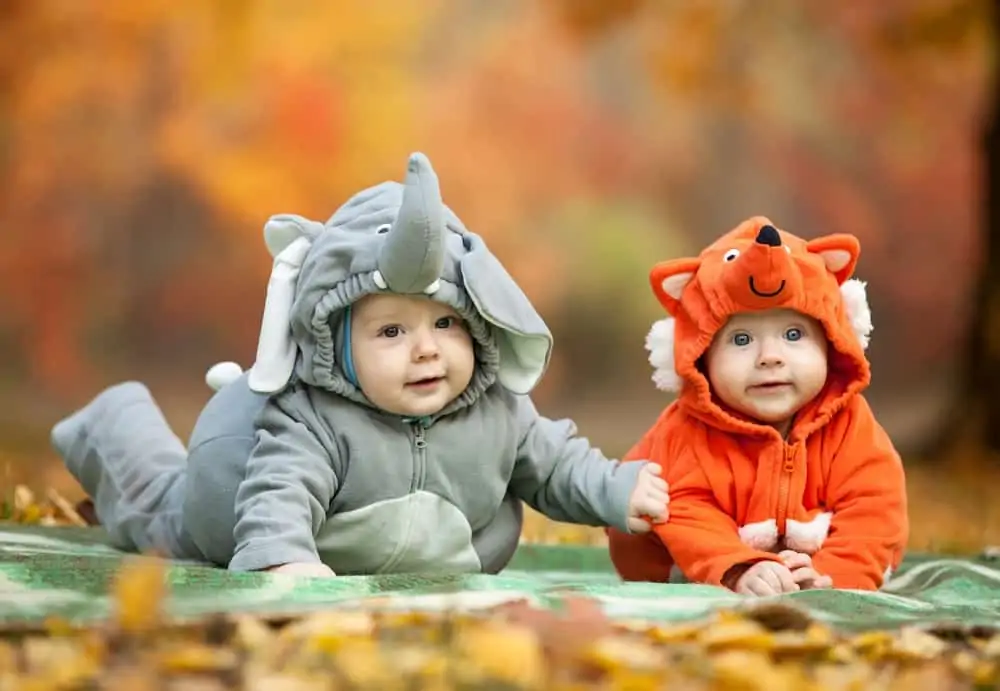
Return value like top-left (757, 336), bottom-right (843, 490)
top-left (51, 153), bottom-right (647, 574)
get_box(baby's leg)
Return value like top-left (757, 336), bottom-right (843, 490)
top-left (183, 434), bottom-right (257, 568)
top-left (178, 374), bottom-right (268, 568)
top-left (51, 382), bottom-right (202, 560)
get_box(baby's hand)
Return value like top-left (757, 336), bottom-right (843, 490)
top-left (735, 561), bottom-right (799, 596)
top-left (778, 550), bottom-right (833, 590)
top-left (265, 562), bottom-right (337, 578)
top-left (626, 462), bottom-right (670, 533)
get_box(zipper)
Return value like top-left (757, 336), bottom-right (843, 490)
top-left (409, 419), bottom-right (429, 492)
top-left (776, 443), bottom-right (795, 533)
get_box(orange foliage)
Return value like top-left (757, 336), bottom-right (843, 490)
top-left (0, 0), bottom-right (993, 427)
top-left (0, 0), bottom-right (648, 397)
top-left (420, 3), bottom-right (645, 310)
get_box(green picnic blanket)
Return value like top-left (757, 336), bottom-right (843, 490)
top-left (1, 523), bottom-right (997, 633)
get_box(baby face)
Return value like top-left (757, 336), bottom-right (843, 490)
top-left (704, 309), bottom-right (828, 437)
top-left (350, 294), bottom-right (475, 417)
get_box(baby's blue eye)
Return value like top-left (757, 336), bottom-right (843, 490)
top-left (732, 333), bottom-right (751, 347)
top-left (435, 317), bottom-right (455, 329)
top-left (784, 327), bottom-right (803, 342)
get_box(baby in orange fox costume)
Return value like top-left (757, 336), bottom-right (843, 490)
top-left (608, 217), bottom-right (908, 595)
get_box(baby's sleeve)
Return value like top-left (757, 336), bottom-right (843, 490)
top-left (653, 453), bottom-right (782, 586)
top-left (228, 389), bottom-right (339, 572)
top-left (507, 394), bottom-right (644, 534)
top-left (810, 397), bottom-right (908, 590)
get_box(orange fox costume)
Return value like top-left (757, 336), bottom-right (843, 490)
top-left (608, 217), bottom-right (908, 591)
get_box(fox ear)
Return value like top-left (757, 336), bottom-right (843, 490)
top-left (806, 234), bottom-right (860, 284)
top-left (650, 258), bottom-right (700, 316)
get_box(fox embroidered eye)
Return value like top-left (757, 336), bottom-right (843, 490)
top-left (723, 249), bottom-right (740, 262)
top-left (376, 224), bottom-right (391, 234)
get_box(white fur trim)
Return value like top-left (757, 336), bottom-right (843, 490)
top-left (784, 512), bottom-right (832, 555)
top-left (205, 361), bottom-right (244, 391)
top-left (839, 278), bottom-right (872, 350)
top-left (739, 519), bottom-right (778, 551)
top-left (372, 270), bottom-right (388, 289)
top-left (646, 279), bottom-right (873, 392)
top-left (247, 236), bottom-right (313, 394)
top-left (423, 279), bottom-right (441, 295)
top-left (646, 318), bottom-right (681, 393)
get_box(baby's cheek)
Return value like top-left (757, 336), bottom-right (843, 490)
top-left (449, 334), bottom-right (476, 362)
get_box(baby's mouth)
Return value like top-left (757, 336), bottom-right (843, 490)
top-left (407, 376), bottom-right (445, 388)
top-left (749, 381), bottom-right (792, 392)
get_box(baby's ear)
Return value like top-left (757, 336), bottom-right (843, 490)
top-left (806, 234), bottom-right (861, 284)
top-left (650, 258), bottom-right (700, 315)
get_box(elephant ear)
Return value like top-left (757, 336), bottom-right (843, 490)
top-left (460, 235), bottom-right (553, 394)
top-left (263, 213), bottom-right (325, 258)
top-left (247, 214), bottom-right (324, 393)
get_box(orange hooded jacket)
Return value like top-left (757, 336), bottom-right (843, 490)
top-left (608, 217), bottom-right (908, 591)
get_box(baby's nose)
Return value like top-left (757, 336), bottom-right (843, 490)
top-left (757, 341), bottom-right (785, 367)
top-left (412, 330), bottom-right (441, 358)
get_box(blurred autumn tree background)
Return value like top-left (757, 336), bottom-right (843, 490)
top-left (1, 0), bottom-right (997, 550)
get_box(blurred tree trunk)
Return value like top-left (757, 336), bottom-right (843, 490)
top-left (962, 0), bottom-right (1000, 452)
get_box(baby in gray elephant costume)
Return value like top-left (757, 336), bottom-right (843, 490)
top-left (51, 152), bottom-right (669, 577)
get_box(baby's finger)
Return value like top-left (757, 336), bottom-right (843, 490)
top-left (635, 500), bottom-right (667, 520)
top-left (647, 489), bottom-right (670, 507)
top-left (774, 565), bottom-right (800, 593)
top-left (627, 516), bottom-right (653, 533)
top-left (759, 569), bottom-right (784, 594)
top-left (791, 567), bottom-right (821, 585)
top-left (644, 504), bottom-right (669, 523)
top-left (781, 552), bottom-right (811, 570)
top-left (637, 493), bottom-right (667, 512)
top-left (813, 575), bottom-right (834, 589)
top-left (636, 506), bottom-right (667, 523)
top-left (777, 549), bottom-right (806, 562)
top-left (747, 577), bottom-right (778, 597)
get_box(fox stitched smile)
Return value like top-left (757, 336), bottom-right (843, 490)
top-left (749, 277), bottom-right (785, 298)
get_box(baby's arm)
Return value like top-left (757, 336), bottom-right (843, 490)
top-left (653, 458), bottom-right (783, 586)
top-left (228, 389), bottom-right (339, 573)
top-left (507, 395), bottom-right (647, 534)
top-left (809, 397), bottom-right (908, 590)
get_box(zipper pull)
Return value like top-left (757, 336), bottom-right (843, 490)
top-left (783, 444), bottom-right (795, 473)
top-left (414, 424), bottom-right (428, 450)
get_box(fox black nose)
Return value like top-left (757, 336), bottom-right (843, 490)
top-left (756, 224), bottom-right (781, 247)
